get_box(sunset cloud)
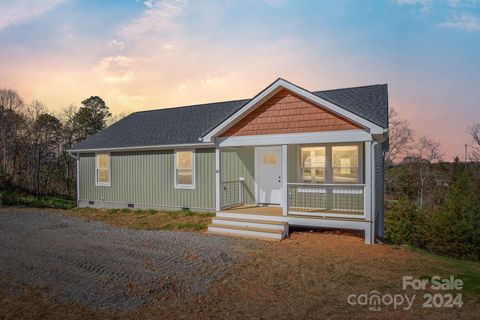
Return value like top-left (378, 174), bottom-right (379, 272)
top-left (0, 0), bottom-right (65, 31)
top-left (120, 0), bottom-right (188, 38)
top-left (0, 1), bottom-right (478, 159)
top-left (438, 13), bottom-right (480, 30)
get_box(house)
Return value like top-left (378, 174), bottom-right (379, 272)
top-left (68, 78), bottom-right (388, 243)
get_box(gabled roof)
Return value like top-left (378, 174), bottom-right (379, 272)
top-left (70, 80), bottom-right (388, 152)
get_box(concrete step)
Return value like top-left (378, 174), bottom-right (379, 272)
top-left (212, 217), bottom-right (287, 231)
top-left (207, 223), bottom-right (286, 241)
top-left (216, 211), bottom-right (288, 222)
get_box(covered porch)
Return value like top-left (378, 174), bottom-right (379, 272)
top-left (212, 134), bottom-right (377, 243)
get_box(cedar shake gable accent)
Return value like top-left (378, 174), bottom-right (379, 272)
top-left (220, 89), bottom-right (362, 137)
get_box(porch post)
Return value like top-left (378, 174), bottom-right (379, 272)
top-left (282, 144), bottom-right (288, 216)
top-left (364, 141), bottom-right (373, 244)
top-left (215, 146), bottom-right (221, 212)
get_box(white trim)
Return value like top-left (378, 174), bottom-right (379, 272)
top-left (288, 211), bottom-right (365, 219)
top-left (95, 152), bottom-right (111, 187)
top-left (296, 143), bottom-right (363, 184)
top-left (174, 148), bottom-right (196, 189)
top-left (69, 142), bottom-right (213, 153)
top-left (254, 148), bottom-right (259, 205)
top-left (254, 146), bottom-right (283, 205)
top-left (215, 147), bottom-right (221, 211)
top-left (364, 141), bottom-right (372, 222)
top-left (68, 152), bottom-right (81, 205)
top-left (282, 144), bottom-right (288, 216)
top-left (202, 78), bottom-right (384, 142)
top-left (217, 130), bottom-right (371, 147)
top-left (76, 154), bottom-right (80, 205)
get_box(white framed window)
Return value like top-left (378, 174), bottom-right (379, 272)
top-left (332, 145), bottom-right (359, 183)
top-left (299, 144), bottom-right (362, 184)
top-left (174, 149), bottom-right (195, 189)
top-left (95, 153), bottom-right (111, 186)
top-left (300, 146), bottom-right (326, 183)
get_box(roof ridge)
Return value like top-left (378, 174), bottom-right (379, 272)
top-left (131, 98), bottom-right (250, 115)
top-left (314, 83), bottom-right (387, 94)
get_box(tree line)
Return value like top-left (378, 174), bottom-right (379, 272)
top-left (0, 88), bottom-right (118, 197)
top-left (385, 110), bottom-right (480, 260)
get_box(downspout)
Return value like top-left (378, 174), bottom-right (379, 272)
top-left (68, 152), bottom-right (80, 207)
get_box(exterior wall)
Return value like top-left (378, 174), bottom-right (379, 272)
top-left (221, 89), bottom-right (360, 137)
top-left (220, 145), bottom-right (297, 205)
top-left (287, 144), bottom-right (298, 183)
top-left (79, 148), bottom-right (215, 211)
top-left (374, 143), bottom-right (385, 238)
top-left (221, 147), bottom-right (256, 204)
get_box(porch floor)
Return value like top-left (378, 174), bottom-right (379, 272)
top-left (220, 205), bottom-right (364, 217)
top-left (221, 205), bottom-right (283, 216)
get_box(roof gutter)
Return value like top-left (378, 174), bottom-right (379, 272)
top-left (67, 142), bottom-right (215, 153)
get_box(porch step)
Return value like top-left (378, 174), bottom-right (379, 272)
top-left (211, 217), bottom-right (287, 230)
top-left (208, 218), bottom-right (288, 240)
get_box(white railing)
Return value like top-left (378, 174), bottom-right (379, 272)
top-left (287, 183), bottom-right (365, 217)
top-left (220, 180), bottom-right (245, 210)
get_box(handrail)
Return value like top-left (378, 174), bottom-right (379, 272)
top-left (287, 182), bottom-right (365, 216)
top-left (287, 183), bottom-right (365, 187)
top-left (220, 180), bottom-right (245, 210)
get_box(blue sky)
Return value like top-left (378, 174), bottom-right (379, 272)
top-left (0, 0), bottom-right (479, 158)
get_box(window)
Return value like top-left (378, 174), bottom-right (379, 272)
top-left (96, 153), bottom-right (110, 186)
top-left (300, 146), bottom-right (326, 183)
top-left (175, 150), bottom-right (195, 188)
top-left (263, 153), bottom-right (278, 164)
top-left (332, 145), bottom-right (359, 183)
top-left (299, 144), bottom-right (361, 184)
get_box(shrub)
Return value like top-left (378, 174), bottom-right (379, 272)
top-left (385, 169), bottom-right (480, 260)
top-left (384, 198), bottom-right (418, 245)
top-left (0, 191), bottom-right (76, 210)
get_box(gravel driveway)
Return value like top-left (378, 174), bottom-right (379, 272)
top-left (0, 208), bottom-right (242, 310)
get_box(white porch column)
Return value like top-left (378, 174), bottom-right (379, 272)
top-left (215, 146), bottom-right (221, 212)
top-left (76, 153), bottom-right (80, 206)
top-left (282, 144), bottom-right (288, 216)
top-left (364, 141), bottom-right (373, 244)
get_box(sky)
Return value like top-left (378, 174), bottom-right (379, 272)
top-left (0, 0), bottom-right (479, 160)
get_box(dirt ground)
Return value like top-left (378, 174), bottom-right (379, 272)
top-left (1, 209), bottom-right (479, 319)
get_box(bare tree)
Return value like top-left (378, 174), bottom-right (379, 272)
top-left (106, 112), bottom-right (128, 127)
top-left (0, 89), bottom-right (25, 177)
top-left (468, 122), bottom-right (480, 162)
top-left (385, 109), bottom-right (414, 163)
top-left (58, 105), bottom-right (79, 196)
top-left (415, 136), bottom-right (444, 207)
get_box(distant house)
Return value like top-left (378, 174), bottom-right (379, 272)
top-left (69, 78), bottom-right (388, 243)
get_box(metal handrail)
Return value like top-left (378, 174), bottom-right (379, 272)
top-left (287, 182), bottom-right (365, 187)
top-left (220, 180), bottom-right (245, 210)
top-left (287, 182), bottom-right (365, 216)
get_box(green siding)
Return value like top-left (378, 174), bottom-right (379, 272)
top-left (79, 149), bottom-right (215, 210)
top-left (221, 147), bottom-right (256, 204)
top-left (287, 144), bottom-right (298, 182)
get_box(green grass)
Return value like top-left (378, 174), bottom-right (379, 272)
top-left (0, 191), bottom-right (75, 210)
top-left (65, 207), bottom-right (214, 232)
top-left (163, 222), bottom-right (208, 231)
top-left (404, 245), bottom-right (480, 297)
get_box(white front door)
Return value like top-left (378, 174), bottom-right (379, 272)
top-left (256, 146), bottom-right (283, 204)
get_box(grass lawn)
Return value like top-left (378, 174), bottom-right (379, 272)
top-left (65, 207), bottom-right (214, 232)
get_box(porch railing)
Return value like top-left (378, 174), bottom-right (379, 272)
top-left (220, 180), bottom-right (245, 210)
top-left (287, 183), bottom-right (365, 216)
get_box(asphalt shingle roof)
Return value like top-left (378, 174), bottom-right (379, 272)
top-left (71, 84), bottom-right (388, 151)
